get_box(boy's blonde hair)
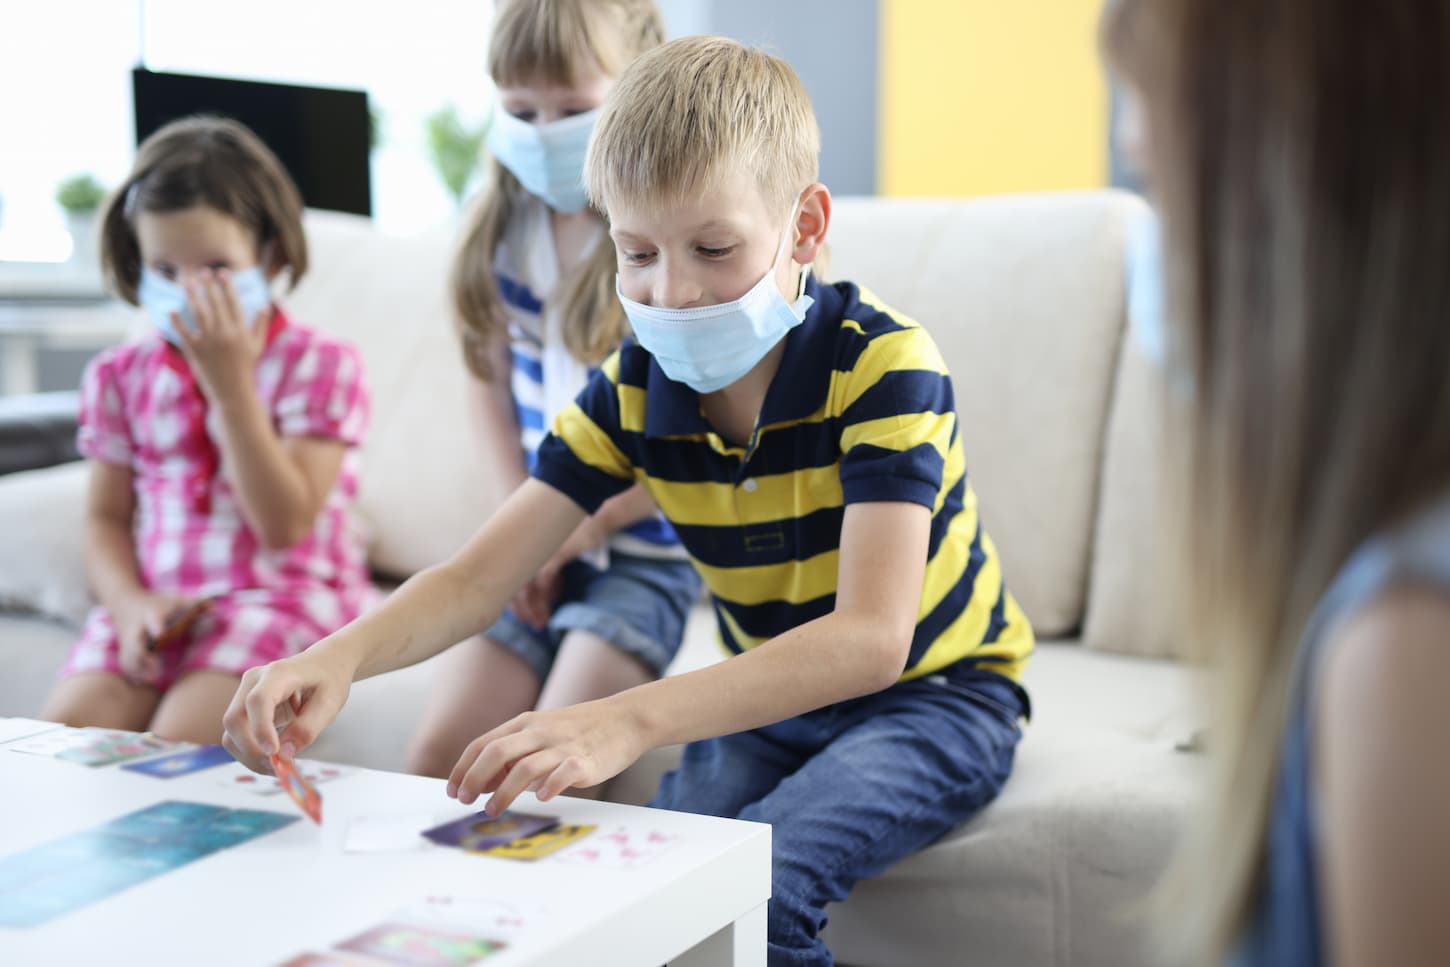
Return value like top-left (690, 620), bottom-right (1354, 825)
top-left (451, 0), bottom-right (664, 381)
top-left (584, 35), bottom-right (821, 219)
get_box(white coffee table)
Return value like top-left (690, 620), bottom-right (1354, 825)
top-left (0, 723), bottom-right (771, 966)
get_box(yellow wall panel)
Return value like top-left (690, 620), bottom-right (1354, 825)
top-left (879, 0), bottom-right (1109, 196)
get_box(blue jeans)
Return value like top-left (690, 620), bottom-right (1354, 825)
top-left (652, 667), bottom-right (1028, 967)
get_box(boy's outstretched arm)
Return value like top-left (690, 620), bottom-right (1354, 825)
top-left (221, 479), bottom-right (585, 770)
top-left (449, 499), bottom-right (930, 814)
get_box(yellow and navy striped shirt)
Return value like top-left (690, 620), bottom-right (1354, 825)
top-left (534, 276), bottom-right (1034, 684)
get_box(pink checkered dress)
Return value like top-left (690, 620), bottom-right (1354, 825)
top-left (63, 309), bottom-right (376, 690)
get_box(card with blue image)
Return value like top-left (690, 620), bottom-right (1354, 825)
top-left (122, 743), bottom-right (234, 778)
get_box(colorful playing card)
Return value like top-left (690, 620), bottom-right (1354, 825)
top-left (0, 801), bottom-right (295, 927)
top-left (335, 922), bottom-right (506, 966)
top-left (11, 727), bottom-right (186, 767)
top-left (272, 754), bottom-right (323, 825)
top-left (481, 823), bottom-right (597, 862)
top-left (420, 812), bottom-right (558, 853)
top-left (553, 824), bottom-right (679, 869)
top-left (277, 953), bottom-right (389, 967)
top-left (122, 743), bottom-right (233, 778)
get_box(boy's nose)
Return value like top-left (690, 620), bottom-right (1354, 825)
top-left (650, 269), bottom-right (703, 310)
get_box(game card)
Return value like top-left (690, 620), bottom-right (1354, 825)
top-left (0, 717), bottom-right (62, 745)
top-left (481, 823), bottom-right (597, 862)
top-left (335, 922), bottom-right (506, 966)
top-left (553, 824), bottom-right (679, 869)
top-left (420, 812), bottom-right (558, 853)
top-left (273, 754), bottom-right (323, 825)
top-left (8, 727), bottom-right (185, 767)
top-left (122, 744), bottom-right (234, 778)
top-left (277, 953), bottom-right (387, 967)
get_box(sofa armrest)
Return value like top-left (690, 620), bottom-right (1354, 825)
top-left (0, 391), bottom-right (80, 476)
top-left (0, 461), bottom-right (92, 625)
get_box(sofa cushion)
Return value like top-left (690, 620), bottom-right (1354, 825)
top-left (1082, 335), bottom-right (1184, 658)
top-left (0, 461), bottom-right (91, 626)
top-left (286, 212), bottom-right (505, 580)
top-left (608, 637), bottom-right (1204, 967)
top-left (828, 192), bottom-right (1147, 638)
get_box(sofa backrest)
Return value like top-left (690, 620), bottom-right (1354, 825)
top-left (828, 192), bottom-right (1147, 639)
top-left (291, 191), bottom-right (1171, 654)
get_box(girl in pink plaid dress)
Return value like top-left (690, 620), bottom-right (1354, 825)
top-left (39, 117), bottom-right (374, 744)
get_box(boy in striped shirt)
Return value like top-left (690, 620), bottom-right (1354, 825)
top-left (226, 36), bottom-right (1034, 967)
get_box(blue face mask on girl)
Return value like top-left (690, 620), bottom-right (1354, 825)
top-left (616, 200), bottom-right (814, 394)
top-left (1125, 210), bottom-right (1167, 363)
top-left (487, 105), bottom-right (598, 214)
top-left (138, 266), bottom-right (273, 347)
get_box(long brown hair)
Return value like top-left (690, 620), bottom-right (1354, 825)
top-left (100, 115), bottom-right (307, 303)
top-left (1104, 1), bottom-right (1450, 962)
top-left (451, 0), bottom-right (664, 380)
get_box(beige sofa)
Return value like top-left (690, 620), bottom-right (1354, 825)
top-left (0, 193), bottom-right (1200, 967)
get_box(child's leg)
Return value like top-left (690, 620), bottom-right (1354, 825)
top-left (41, 672), bottom-right (159, 732)
top-left (405, 635), bottom-right (542, 779)
top-left (535, 630), bottom-right (653, 798)
top-left (149, 670), bottom-right (242, 744)
top-left (736, 678), bottom-right (1025, 967)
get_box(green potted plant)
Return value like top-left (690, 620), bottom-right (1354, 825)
top-left (56, 173), bottom-right (107, 264)
top-left (424, 104), bottom-right (489, 208)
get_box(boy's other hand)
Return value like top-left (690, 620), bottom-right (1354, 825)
top-left (221, 651), bottom-right (351, 774)
top-left (447, 696), bottom-right (648, 815)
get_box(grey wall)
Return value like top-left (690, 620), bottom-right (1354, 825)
top-left (657, 0), bottom-right (879, 196)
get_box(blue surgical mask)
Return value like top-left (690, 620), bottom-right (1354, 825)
top-left (138, 266), bottom-right (273, 347)
top-left (617, 202), bottom-right (814, 394)
top-left (1125, 210), bottom-right (1166, 363)
top-left (487, 105), bottom-right (597, 214)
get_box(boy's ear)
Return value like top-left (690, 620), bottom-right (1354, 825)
top-left (792, 182), bottom-right (831, 265)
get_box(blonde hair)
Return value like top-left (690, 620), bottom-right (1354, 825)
top-left (584, 35), bottom-right (821, 220)
top-left (100, 115), bottom-right (307, 304)
top-left (1104, 0), bottom-right (1450, 963)
top-left (451, 0), bottom-right (664, 380)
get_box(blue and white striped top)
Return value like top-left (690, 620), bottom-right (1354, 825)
top-left (493, 195), bottom-right (684, 561)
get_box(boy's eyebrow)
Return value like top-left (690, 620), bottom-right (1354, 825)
top-left (610, 219), bottom-right (745, 243)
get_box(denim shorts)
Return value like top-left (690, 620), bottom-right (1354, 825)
top-left (485, 551), bottom-right (702, 683)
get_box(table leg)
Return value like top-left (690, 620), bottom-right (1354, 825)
top-left (672, 902), bottom-right (766, 967)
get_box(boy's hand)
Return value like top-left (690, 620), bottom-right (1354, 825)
top-left (447, 697), bottom-right (650, 815)
top-left (115, 592), bottom-right (197, 683)
top-left (221, 651), bottom-right (352, 774)
top-left (173, 270), bottom-right (268, 403)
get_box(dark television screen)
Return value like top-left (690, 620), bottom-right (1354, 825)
top-left (132, 68), bottom-right (371, 217)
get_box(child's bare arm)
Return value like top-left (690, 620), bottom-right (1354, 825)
top-left (83, 459), bottom-right (146, 613)
top-left (209, 392), bottom-right (347, 550)
top-left (85, 459), bottom-right (198, 679)
top-left (222, 478), bottom-right (586, 768)
top-left (449, 499), bottom-right (931, 813)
